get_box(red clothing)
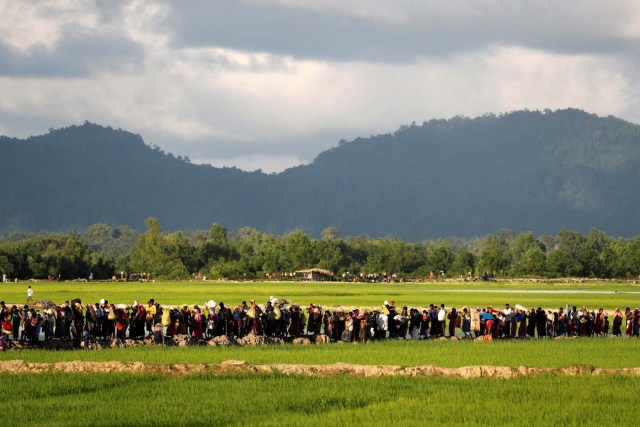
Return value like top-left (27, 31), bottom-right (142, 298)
top-left (191, 312), bottom-right (203, 340)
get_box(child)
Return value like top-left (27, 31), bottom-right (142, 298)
top-left (153, 323), bottom-right (163, 344)
top-left (603, 316), bottom-right (610, 337)
top-left (82, 327), bottom-right (90, 349)
top-left (359, 316), bottom-right (367, 343)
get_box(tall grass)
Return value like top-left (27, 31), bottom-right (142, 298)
top-left (2, 338), bottom-right (640, 368)
top-left (1, 372), bottom-right (636, 425)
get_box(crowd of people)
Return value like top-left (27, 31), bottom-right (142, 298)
top-left (1, 297), bottom-right (639, 350)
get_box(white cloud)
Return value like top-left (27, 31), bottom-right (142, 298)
top-left (0, 0), bottom-right (639, 172)
top-left (0, 1), bottom-right (99, 52)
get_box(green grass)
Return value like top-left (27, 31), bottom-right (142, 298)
top-left (3, 338), bottom-right (640, 368)
top-left (2, 280), bottom-right (640, 309)
top-left (2, 372), bottom-right (636, 425)
top-left (4, 280), bottom-right (636, 425)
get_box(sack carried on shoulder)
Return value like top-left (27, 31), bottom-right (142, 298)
top-left (108, 310), bottom-right (116, 320)
top-left (2, 321), bottom-right (12, 333)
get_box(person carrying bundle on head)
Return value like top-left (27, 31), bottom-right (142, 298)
top-left (153, 322), bottom-right (163, 344)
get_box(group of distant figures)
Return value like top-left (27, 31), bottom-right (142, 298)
top-left (1, 298), bottom-right (639, 350)
top-left (316, 302), bottom-right (639, 342)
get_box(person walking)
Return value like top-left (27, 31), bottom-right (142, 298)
top-left (26, 286), bottom-right (34, 304)
top-left (612, 308), bottom-right (623, 336)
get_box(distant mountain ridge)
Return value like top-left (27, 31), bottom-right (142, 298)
top-left (2, 109), bottom-right (639, 239)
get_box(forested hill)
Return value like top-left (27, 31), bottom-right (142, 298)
top-left (274, 109), bottom-right (640, 238)
top-left (2, 109), bottom-right (640, 239)
top-left (0, 123), bottom-right (274, 233)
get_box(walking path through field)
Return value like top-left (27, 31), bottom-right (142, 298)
top-left (2, 359), bottom-right (639, 378)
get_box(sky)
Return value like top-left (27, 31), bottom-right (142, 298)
top-left (0, 1), bottom-right (639, 173)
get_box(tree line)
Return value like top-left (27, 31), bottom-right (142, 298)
top-left (1, 218), bottom-right (639, 281)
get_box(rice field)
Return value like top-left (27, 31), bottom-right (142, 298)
top-left (1, 280), bottom-right (639, 309)
top-left (2, 338), bottom-right (640, 368)
top-left (2, 372), bottom-right (636, 425)
top-left (2, 280), bottom-right (639, 425)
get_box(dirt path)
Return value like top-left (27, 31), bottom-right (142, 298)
top-left (1, 359), bottom-right (639, 378)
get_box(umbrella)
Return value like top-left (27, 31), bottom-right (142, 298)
top-left (36, 300), bottom-right (57, 309)
top-left (480, 312), bottom-right (495, 320)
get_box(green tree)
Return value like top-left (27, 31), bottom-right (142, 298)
top-left (517, 247), bottom-right (547, 276)
top-left (314, 239), bottom-right (349, 273)
top-left (282, 230), bottom-right (314, 270)
top-left (129, 218), bottom-right (189, 279)
top-left (364, 238), bottom-right (403, 274)
top-left (398, 243), bottom-right (428, 274)
top-left (478, 235), bottom-right (511, 276)
top-left (546, 249), bottom-right (582, 277)
top-left (321, 227), bottom-right (340, 240)
top-left (427, 244), bottom-right (454, 274)
top-left (617, 237), bottom-right (640, 278)
top-left (601, 239), bottom-right (625, 277)
top-left (450, 250), bottom-right (476, 275)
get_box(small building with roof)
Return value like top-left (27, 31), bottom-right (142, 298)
top-left (295, 268), bottom-right (334, 282)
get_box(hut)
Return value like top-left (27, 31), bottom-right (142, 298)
top-left (295, 268), bottom-right (334, 282)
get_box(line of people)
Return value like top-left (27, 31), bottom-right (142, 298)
top-left (1, 298), bottom-right (639, 350)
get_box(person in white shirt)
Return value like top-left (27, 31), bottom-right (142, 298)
top-left (503, 304), bottom-right (516, 338)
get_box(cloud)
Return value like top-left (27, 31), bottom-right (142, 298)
top-left (0, 31), bottom-right (143, 77)
top-left (0, 1), bottom-right (146, 77)
top-left (168, 0), bottom-right (640, 61)
top-left (0, 1), bottom-right (99, 52)
top-left (0, 0), bottom-right (639, 173)
top-left (196, 153), bottom-right (308, 174)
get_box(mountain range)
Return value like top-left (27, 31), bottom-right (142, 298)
top-left (2, 108), bottom-right (639, 239)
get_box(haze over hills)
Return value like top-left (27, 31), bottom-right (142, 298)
top-left (2, 108), bottom-right (639, 240)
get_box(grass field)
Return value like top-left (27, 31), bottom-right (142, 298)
top-left (2, 279), bottom-right (639, 425)
top-left (2, 372), bottom-right (636, 425)
top-left (2, 338), bottom-right (640, 368)
top-left (2, 280), bottom-right (640, 309)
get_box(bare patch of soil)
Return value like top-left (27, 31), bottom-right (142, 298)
top-left (2, 360), bottom-right (639, 378)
